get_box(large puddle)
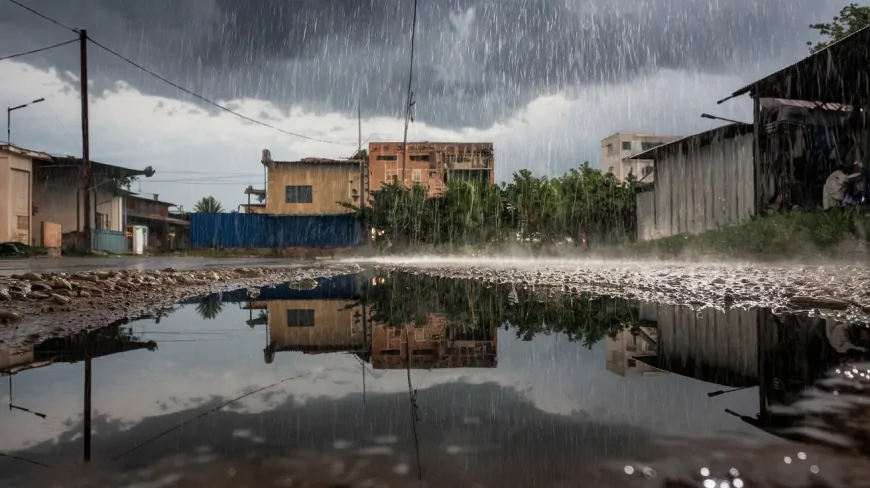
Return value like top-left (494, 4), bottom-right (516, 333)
top-left (1, 268), bottom-right (869, 487)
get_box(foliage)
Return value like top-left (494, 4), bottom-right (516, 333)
top-left (193, 195), bottom-right (224, 213)
top-left (634, 208), bottom-right (870, 259)
top-left (363, 270), bottom-right (640, 348)
top-left (195, 300), bottom-right (225, 320)
top-left (348, 162), bottom-right (637, 250)
top-left (808, 3), bottom-right (870, 53)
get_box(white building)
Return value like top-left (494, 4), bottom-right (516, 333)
top-left (600, 133), bottom-right (681, 182)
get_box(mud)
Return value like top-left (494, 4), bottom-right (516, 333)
top-left (0, 264), bottom-right (360, 350)
top-left (359, 257), bottom-right (870, 323)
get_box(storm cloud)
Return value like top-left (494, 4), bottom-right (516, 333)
top-left (0, 0), bottom-right (841, 129)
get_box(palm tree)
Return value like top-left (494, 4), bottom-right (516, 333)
top-left (195, 300), bottom-right (224, 320)
top-left (193, 196), bottom-right (224, 213)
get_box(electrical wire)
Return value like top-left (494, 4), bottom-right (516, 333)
top-left (0, 38), bottom-right (77, 61)
top-left (86, 36), bottom-right (354, 146)
top-left (4, 0), bottom-right (354, 147)
top-left (4, 0), bottom-right (78, 34)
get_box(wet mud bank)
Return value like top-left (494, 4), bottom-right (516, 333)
top-left (0, 265), bottom-right (359, 350)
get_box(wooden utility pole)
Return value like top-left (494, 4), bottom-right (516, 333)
top-left (401, 0), bottom-right (419, 187)
top-left (79, 29), bottom-right (92, 252)
top-left (358, 100), bottom-right (364, 204)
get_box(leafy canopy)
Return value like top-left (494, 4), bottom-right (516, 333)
top-left (807, 3), bottom-right (870, 53)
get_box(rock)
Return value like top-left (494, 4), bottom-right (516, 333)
top-left (51, 278), bottom-right (72, 290)
top-left (95, 271), bottom-right (110, 280)
top-left (51, 293), bottom-right (71, 305)
top-left (79, 291), bottom-right (91, 298)
top-left (28, 292), bottom-right (50, 299)
top-left (0, 309), bottom-right (23, 323)
top-left (23, 272), bottom-right (43, 281)
top-left (31, 282), bottom-right (53, 293)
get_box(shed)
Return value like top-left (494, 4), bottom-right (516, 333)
top-left (718, 26), bottom-right (870, 211)
top-left (629, 123), bottom-right (754, 241)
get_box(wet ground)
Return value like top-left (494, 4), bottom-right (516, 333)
top-left (1, 267), bottom-right (869, 487)
top-left (0, 257), bottom-right (307, 276)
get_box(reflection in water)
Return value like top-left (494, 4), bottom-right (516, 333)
top-left (0, 269), bottom-right (868, 486)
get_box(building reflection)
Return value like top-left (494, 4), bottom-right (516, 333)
top-left (1, 324), bottom-right (157, 462)
top-left (612, 302), bottom-right (870, 448)
top-left (241, 274), bottom-right (498, 369)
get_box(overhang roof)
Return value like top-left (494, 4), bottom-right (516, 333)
top-left (272, 158), bottom-right (360, 167)
top-left (718, 26), bottom-right (870, 104)
top-left (0, 144), bottom-right (53, 161)
top-left (628, 123), bottom-right (753, 161)
top-left (35, 156), bottom-right (155, 180)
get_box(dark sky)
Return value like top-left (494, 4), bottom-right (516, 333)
top-left (0, 0), bottom-right (839, 130)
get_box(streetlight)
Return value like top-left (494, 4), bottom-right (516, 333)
top-left (700, 113), bottom-right (748, 125)
top-left (7, 97), bottom-right (45, 144)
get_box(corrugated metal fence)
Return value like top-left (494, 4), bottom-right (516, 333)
top-left (93, 229), bottom-right (126, 254)
top-left (190, 213), bottom-right (361, 249)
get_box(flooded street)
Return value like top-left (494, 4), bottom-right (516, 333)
top-left (1, 268), bottom-right (869, 487)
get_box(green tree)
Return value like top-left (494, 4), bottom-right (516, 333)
top-left (193, 195), bottom-right (224, 213)
top-left (195, 300), bottom-right (224, 320)
top-left (808, 3), bottom-right (870, 53)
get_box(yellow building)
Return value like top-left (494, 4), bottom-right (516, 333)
top-left (262, 154), bottom-right (362, 215)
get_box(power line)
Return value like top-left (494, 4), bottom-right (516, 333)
top-left (86, 36), bottom-right (353, 146)
top-left (0, 38), bottom-right (77, 61)
top-left (6, 0), bottom-right (357, 147)
top-left (4, 0), bottom-right (78, 34)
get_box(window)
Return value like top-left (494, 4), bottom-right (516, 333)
top-left (643, 165), bottom-right (654, 176)
top-left (285, 185), bottom-right (313, 203)
top-left (410, 155), bottom-right (429, 161)
top-left (606, 144), bottom-right (614, 156)
top-left (287, 309), bottom-right (315, 327)
top-left (641, 142), bottom-right (661, 151)
top-left (621, 141), bottom-right (632, 151)
top-left (376, 155), bottom-right (397, 161)
top-left (607, 166), bottom-right (614, 174)
top-left (411, 169), bottom-right (422, 182)
top-left (16, 216), bottom-right (28, 230)
top-left (95, 213), bottom-right (109, 230)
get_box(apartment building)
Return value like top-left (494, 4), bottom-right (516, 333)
top-left (600, 133), bottom-right (681, 182)
top-left (368, 142), bottom-right (494, 197)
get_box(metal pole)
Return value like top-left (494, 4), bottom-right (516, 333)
top-left (80, 29), bottom-right (92, 252)
top-left (83, 343), bottom-right (92, 462)
top-left (6, 107), bottom-right (10, 143)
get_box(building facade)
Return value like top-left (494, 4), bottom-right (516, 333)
top-left (0, 145), bottom-right (49, 245)
top-left (600, 133), bottom-right (681, 182)
top-left (630, 124), bottom-right (755, 241)
top-left (126, 194), bottom-right (190, 251)
top-left (263, 157), bottom-right (361, 215)
top-left (368, 142), bottom-right (494, 197)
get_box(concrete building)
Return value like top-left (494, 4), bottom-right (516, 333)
top-left (630, 123), bottom-right (754, 241)
top-left (262, 152), bottom-right (361, 215)
top-left (368, 142), bottom-right (494, 197)
top-left (0, 144), bottom-right (50, 245)
top-left (600, 133), bottom-right (681, 182)
top-left (0, 147), bottom-right (155, 251)
top-left (126, 194), bottom-right (190, 251)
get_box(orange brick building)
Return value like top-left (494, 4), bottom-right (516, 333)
top-left (368, 142), bottom-right (495, 197)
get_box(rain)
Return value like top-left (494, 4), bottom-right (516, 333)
top-left (1, 0), bottom-right (870, 486)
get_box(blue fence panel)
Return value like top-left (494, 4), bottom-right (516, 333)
top-left (190, 213), bottom-right (361, 249)
top-left (93, 229), bottom-right (126, 254)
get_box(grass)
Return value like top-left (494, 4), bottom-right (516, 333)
top-left (633, 208), bottom-right (870, 260)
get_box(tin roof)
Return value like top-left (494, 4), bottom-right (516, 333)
top-left (628, 123), bottom-right (753, 161)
